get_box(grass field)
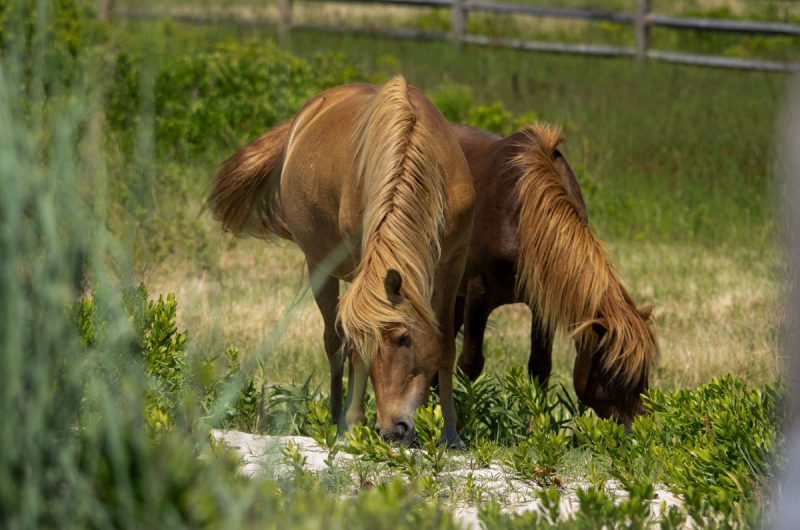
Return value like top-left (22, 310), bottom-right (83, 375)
top-left (118, 18), bottom-right (787, 393)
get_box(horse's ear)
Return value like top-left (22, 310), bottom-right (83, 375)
top-left (384, 269), bottom-right (403, 306)
top-left (592, 318), bottom-right (608, 336)
top-left (637, 304), bottom-right (654, 321)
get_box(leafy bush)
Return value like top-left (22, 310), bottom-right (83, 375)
top-left (76, 284), bottom-right (265, 435)
top-left (431, 80), bottom-right (538, 135)
top-left (576, 376), bottom-right (783, 527)
top-left (106, 40), bottom-right (366, 161)
top-left (0, 0), bottom-right (104, 92)
top-left (453, 368), bottom-right (579, 446)
top-left (431, 80), bottom-right (474, 123)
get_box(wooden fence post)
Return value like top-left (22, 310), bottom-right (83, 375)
top-left (635, 0), bottom-right (650, 61)
top-left (278, 0), bottom-right (293, 43)
top-left (98, 0), bottom-right (113, 21)
top-left (452, 0), bottom-right (468, 49)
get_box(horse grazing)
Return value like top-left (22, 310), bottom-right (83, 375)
top-left (453, 122), bottom-right (657, 426)
top-left (209, 77), bottom-right (474, 447)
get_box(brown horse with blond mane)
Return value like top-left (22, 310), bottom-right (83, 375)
top-left (209, 77), bottom-right (474, 447)
top-left (453, 122), bottom-right (657, 426)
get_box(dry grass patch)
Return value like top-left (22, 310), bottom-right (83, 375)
top-left (148, 233), bottom-right (782, 393)
top-left (148, 235), bottom-right (329, 385)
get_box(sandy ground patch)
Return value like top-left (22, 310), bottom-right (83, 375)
top-left (212, 429), bottom-right (684, 529)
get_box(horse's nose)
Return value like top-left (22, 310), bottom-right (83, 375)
top-left (394, 419), bottom-right (410, 438)
top-left (379, 418), bottom-right (413, 443)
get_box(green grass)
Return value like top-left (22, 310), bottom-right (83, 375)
top-left (110, 18), bottom-right (786, 249)
top-left (102, 18), bottom-right (785, 393)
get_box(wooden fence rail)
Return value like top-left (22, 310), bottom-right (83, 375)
top-left (301, 0), bottom-right (799, 72)
top-left (112, 0), bottom-right (800, 73)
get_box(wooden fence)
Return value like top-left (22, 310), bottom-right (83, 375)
top-left (279, 0), bottom-right (800, 73)
top-left (116, 0), bottom-right (800, 73)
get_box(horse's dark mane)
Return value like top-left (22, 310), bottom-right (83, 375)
top-left (513, 123), bottom-right (658, 391)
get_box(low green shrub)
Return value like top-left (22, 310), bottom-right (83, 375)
top-left (106, 40), bottom-right (366, 161)
top-left (76, 285), bottom-right (262, 435)
top-left (0, 0), bottom-right (104, 93)
top-left (576, 376), bottom-right (783, 527)
top-left (431, 80), bottom-right (538, 135)
top-left (454, 367), bottom-right (578, 446)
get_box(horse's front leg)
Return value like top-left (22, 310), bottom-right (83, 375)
top-left (345, 352), bottom-right (368, 430)
top-left (309, 265), bottom-right (346, 433)
top-left (527, 306), bottom-right (553, 386)
top-left (435, 266), bottom-right (468, 449)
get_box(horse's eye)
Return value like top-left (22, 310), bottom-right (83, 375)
top-left (397, 333), bottom-right (411, 348)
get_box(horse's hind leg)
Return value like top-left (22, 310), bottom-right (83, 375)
top-left (308, 266), bottom-right (346, 432)
top-left (456, 275), bottom-right (492, 381)
top-left (453, 295), bottom-right (465, 337)
top-left (527, 307), bottom-right (553, 387)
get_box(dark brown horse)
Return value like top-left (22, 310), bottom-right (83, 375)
top-left (209, 77), bottom-right (474, 446)
top-left (453, 122), bottom-right (657, 426)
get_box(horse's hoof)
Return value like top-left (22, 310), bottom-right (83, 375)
top-left (439, 434), bottom-right (466, 450)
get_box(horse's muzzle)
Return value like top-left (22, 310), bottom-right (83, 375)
top-left (379, 419), bottom-right (418, 446)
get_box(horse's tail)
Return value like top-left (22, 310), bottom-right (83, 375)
top-left (338, 75), bottom-right (446, 361)
top-left (208, 121), bottom-right (292, 239)
top-left (513, 122), bottom-right (657, 391)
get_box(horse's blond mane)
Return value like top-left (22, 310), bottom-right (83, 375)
top-left (513, 123), bottom-right (657, 389)
top-left (338, 76), bottom-right (446, 362)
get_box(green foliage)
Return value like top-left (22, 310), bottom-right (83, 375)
top-left (431, 80), bottom-right (474, 123)
top-left (466, 103), bottom-right (542, 136)
top-left (574, 484), bottom-right (653, 530)
top-left (72, 289), bottom-right (781, 528)
top-left (576, 376), bottom-right (783, 527)
top-left (282, 440), bottom-right (309, 475)
top-left (478, 487), bottom-right (562, 529)
top-left (141, 292), bottom-right (187, 407)
top-left (75, 295), bottom-right (96, 346)
top-left (75, 286), bottom-right (268, 435)
top-left (454, 367), bottom-right (576, 446)
top-left (415, 404), bottom-right (447, 475)
top-left (343, 424), bottom-right (419, 478)
top-left (202, 347), bottom-right (262, 430)
top-left (430, 80), bottom-right (533, 136)
top-left (501, 415), bottom-right (568, 485)
top-left (467, 101), bottom-right (513, 135)
top-left (479, 483), bottom-right (661, 529)
top-left (471, 439), bottom-right (500, 468)
top-left (0, 0), bottom-right (102, 93)
top-left (292, 367), bottom-right (778, 527)
top-left (260, 376), bottom-right (322, 434)
top-left (306, 400), bottom-right (340, 467)
top-left (411, 8), bottom-right (451, 32)
top-left (106, 40), bottom-right (366, 161)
